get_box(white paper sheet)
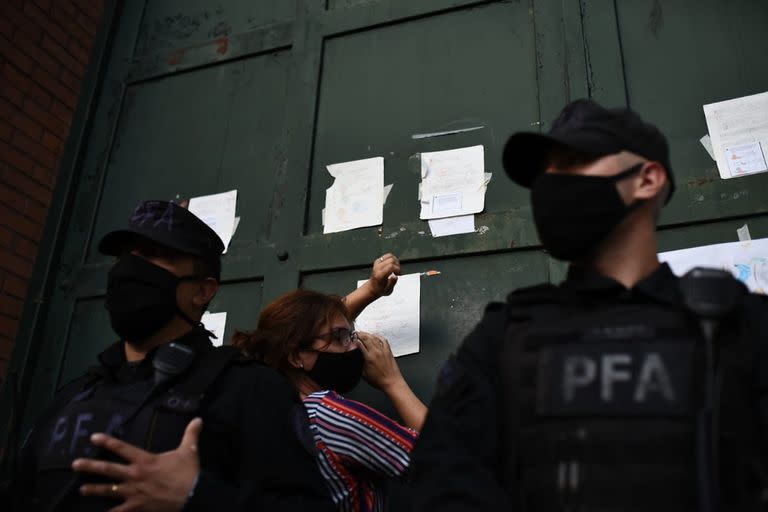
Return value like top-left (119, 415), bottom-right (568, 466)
top-left (188, 190), bottom-right (237, 253)
top-left (323, 157), bottom-right (384, 234)
top-left (428, 214), bottom-right (475, 237)
top-left (659, 237), bottom-right (768, 293)
top-left (354, 273), bottom-right (420, 357)
top-left (201, 311), bottom-right (228, 347)
top-left (700, 134), bottom-right (716, 161)
top-left (703, 91), bottom-right (768, 179)
top-left (419, 145), bottom-right (488, 220)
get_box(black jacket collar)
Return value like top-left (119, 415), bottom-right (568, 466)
top-left (97, 327), bottom-right (215, 376)
top-left (561, 262), bottom-right (682, 306)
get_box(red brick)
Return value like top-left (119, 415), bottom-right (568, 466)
top-left (4, 274), bottom-right (28, 299)
top-left (23, 1), bottom-right (69, 48)
top-left (32, 165), bottom-right (55, 187)
top-left (0, 182), bottom-right (28, 211)
top-left (0, 38), bottom-right (36, 75)
top-left (76, 11), bottom-right (98, 37)
top-left (12, 130), bottom-right (58, 169)
top-left (59, 67), bottom-right (81, 94)
top-left (34, 0), bottom-right (53, 13)
top-left (50, 99), bottom-right (73, 124)
top-left (0, 339), bottom-right (12, 364)
top-left (24, 200), bottom-right (48, 225)
top-left (13, 30), bottom-right (61, 76)
top-left (0, 165), bottom-right (52, 204)
top-left (30, 66), bottom-right (77, 111)
top-left (41, 130), bottom-right (63, 153)
top-left (0, 226), bottom-right (12, 247)
top-left (0, 119), bottom-right (11, 141)
top-left (0, 205), bottom-right (43, 245)
top-left (0, 16), bottom-right (13, 39)
top-left (14, 235), bottom-right (38, 259)
top-left (41, 34), bottom-right (84, 74)
top-left (3, 64), bottom-right (52, 109)
top-left (0, 295), bottom-right (23, 318)
top-left (52, 9), bottom-right (90, 49)
top-left (0, 138), bottom-right (37, 174)
top-left (3, 3), bottom-right (43, 43)
top-left (67, 38), bottom-right (90, 66)
top-left (0, 243), bottom-right (33, 279)
top-left (55, 0), bottom-right (77, 18)
top-left (0, 83), bottom-right (25, 106)
top-left (12, 110), bottom-right (45, 141)
top-left (0, 315), bottom-right (19, 339)
top-left (22, 97), bottom-right (67, 135)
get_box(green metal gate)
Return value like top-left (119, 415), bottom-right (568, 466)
top-left (3, 0), bottom-right (768, 474)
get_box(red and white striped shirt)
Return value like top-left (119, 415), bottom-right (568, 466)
top-left (303, 390), bottom-right (418, 512)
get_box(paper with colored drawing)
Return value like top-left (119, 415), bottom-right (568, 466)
top-left (703, 91), bottom-right (768, 179)
top-left (419, 145), bottom-right (489, 219)
top-left (322, 157), bottom-right (385, 234)
top-left (659, 237), bottom-right (768, 294)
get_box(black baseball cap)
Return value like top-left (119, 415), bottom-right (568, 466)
top-left (503, 99), bottom-right (674, 202)
top-left (99, 200), bottom-right (225, 279)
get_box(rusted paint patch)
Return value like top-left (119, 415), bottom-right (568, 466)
top-left (216, 37), bottom-right (229, 55)
top-left (686, 177), bottom-right (717, 188)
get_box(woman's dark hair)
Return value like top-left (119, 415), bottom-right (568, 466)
top-left (231, 290), bottom-right (351, 384)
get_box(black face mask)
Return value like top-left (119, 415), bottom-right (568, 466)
top-left (531, 163), bottom-right (645, 261)
top-left (105, 254), bottom-right (203, 345)
top-left (307, 349), bottom-right (364, 394)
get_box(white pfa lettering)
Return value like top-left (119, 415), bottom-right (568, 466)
top-left (70, 413), bottom-right (94, 454)
top-left (563, 356), bottom-right (597, 401)
top-left (634, 353), bottom-right (675, 402)
top-left (601, 354), bottom-right (631, 401)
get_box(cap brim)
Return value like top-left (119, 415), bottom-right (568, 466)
top-left (503, 132), bottom-right (560, 187)
top-left (98, 229), bottom-right (141, 256)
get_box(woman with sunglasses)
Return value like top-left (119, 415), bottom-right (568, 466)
top-left (233, 255), bottom-right (427, 512)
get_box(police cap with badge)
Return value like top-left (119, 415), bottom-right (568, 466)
top-left (99, 200), bottom-right (225, 343)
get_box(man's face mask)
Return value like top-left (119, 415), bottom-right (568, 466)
top-left (105, 253), bottom-right (204, 344)
top-left (531, 163), bottom-right (645, 261)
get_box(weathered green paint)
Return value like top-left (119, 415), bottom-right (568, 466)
top-left (3, 1), bottom-right (768, 477)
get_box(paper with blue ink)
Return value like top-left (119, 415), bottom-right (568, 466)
top-left (188, 190), bottom-right (237, 253)
top-left (659, 237), bottom-right (768, 294)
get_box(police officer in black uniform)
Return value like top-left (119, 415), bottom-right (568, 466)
top-left (409, 100), bottom-right (768, 511)
top-left (9, 200), bottom-right (335, 511)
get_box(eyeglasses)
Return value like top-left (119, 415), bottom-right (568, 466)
top-left (314, 327), bottom-right (359, 347)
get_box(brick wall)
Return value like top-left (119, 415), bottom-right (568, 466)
top-left (0, 0), bottom-right (105, 382)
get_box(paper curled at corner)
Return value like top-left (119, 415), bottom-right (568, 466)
top-left (188, 190), bottom-right (237, 253)
top-left (703, 91), bottom-right (768, 179)
top-left (418, 145), bottom-right (489, 220)
top-left (354, 273), bottom-right (421, 357)
top-left (659, 237), bottom-right (768, 294)
top-left (201, 311), bottom-right (228, 347)
top-left (699, 134), bottom-right (716, 161)
top-left (322, 157), bottom-right (384, 234)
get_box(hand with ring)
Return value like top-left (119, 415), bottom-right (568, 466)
top-left (365, 253), bottom-right (401, 298)
top-left (72, 418), bottom-right (203, 511)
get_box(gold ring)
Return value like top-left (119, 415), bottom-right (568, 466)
top-left (111, 484), bottom-right (119, 494)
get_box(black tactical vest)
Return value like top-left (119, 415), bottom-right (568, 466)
top-left (27, 343), bottom-right (239, 511)
top-left (498, 286), bottom-right (761, 512)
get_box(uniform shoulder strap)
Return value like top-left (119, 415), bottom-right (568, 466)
top-left (171, 345), bottom-right (242, 397)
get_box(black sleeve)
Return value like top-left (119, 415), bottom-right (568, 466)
top-left (183, 366), bottom-right (334, 512)
top-left (409, 304), bottom-right (512, 510)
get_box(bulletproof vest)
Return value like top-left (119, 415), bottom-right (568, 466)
top-left (28, 343), bottom-right (239, 512)
top-left (498, 286), bottom-right (760, 512)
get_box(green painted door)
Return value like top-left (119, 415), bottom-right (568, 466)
top-left (4, 1), bottom-right (768, 489)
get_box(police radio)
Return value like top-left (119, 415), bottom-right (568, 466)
top-left (680, 267), bottom-right (745, 512)
top-left (153, 342), bottom-right (196, 386)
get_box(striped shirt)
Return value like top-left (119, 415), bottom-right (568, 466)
top-left (304, 390), bottom-right (418, 512)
